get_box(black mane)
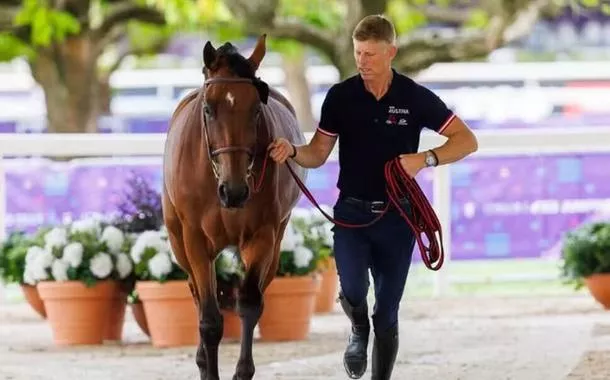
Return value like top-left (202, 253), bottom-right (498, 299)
top-left (217, 42), bottom-right (256, 79)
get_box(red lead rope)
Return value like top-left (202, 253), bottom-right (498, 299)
top-left (251, 155), bottom-right (444, 271)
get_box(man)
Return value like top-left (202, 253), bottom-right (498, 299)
top-left (268, 14), bottom-right (478, 379)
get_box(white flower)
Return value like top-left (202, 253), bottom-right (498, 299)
top-left (130, 230), bottom-right (169, 264)
top-left (25, 246), bottom-right (45, 264)
top-left (51, 259), bottom-right (69, 281)
top-left (115, 253), bottom-right (133, 279)
top-left (148, 252), bottom-right (172, 279)
top-left (101, 226), bottom-right (124, 254)
top-left (25, 245), bottom-right (53, 281)
top-left (309, 226), bottom-right (320, 240)
top-left (28, 254), bottom-right (50, 281)
top-left (280, 223), bottom-right (304, 251)
top-left (89, 252), bottom-right (113, 279)
top-left (320, 223), bottom-right (333, 247)
top-left (311, 205), bottom-right (333, 223)
top-left (22, 266), bottom-right (37, 285)
top-left (35, 249), bottom-right (54, 269)
top-left (71, 218), bottom-right (101, 236)
top-left (293, 246), bottom-right (313, 268)
top-left (44, 227), bottom-right (67, 250)
top-left (291, 208), bottom-right (311, 222)
top-left (62, 242), bottom-right (83, 268)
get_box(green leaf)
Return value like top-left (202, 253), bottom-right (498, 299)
top-left (466, 9), bottom-right (490, 29)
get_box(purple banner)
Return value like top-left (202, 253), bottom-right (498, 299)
top-left (3, 153), bottom-right (610, 261)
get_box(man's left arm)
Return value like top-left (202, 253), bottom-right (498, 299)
top-left (431, 115), bottom-right (479, 165)
top-left (414, 83), bottom-right (478, 166)
top-left (399, 83), bottom-right (478, 177)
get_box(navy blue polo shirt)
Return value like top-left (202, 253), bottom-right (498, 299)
top-left (318, 68), bottom-right (455, 201)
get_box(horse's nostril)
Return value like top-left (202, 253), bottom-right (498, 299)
top-left (218, 183), bottom-right (228, 201)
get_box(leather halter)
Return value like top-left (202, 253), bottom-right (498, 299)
top-left (201, 76), bottom-right (261, 181)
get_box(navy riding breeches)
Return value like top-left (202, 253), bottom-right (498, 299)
top-left (332, 196), bottom-right (416, 333)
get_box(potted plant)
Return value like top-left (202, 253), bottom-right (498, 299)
top-left (560, 220), bottom-right (610, 308)
top-left (0, 230), bottom-right (48, 318)
top-left (258, 217), bottom-right (321, 341)
top-left (291, 207), bottom-right (337, 313)
top-left (110, 171), bottom-right (164, 337)
top-left (131, 228), bottom-right (198, 348)
top-left (24, 218), bottom-right (134, 346)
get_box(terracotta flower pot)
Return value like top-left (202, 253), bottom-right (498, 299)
top-left (222, 309), bottom-right (241, 342)
top-left (37, 280), bottom-right (118, 346)
top-left (315, 257), bottom-right (339, 313)
top-left (584, 274), bottom-right (610, 309)
top-left (104, 289), bottom-right (127, 342)
top-left (258, 274), bottom-right (320, 341)
top-left (20, 284), bottom-right (47, 319)
top-left (135, 280), bottom-right (199, 348)
top-left (130, 301), bottom-right (150, 337)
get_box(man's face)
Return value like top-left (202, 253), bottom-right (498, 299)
top-left (353, 38), bottom-right (396, 80)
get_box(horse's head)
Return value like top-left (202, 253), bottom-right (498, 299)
top-left (201, 35), bottom-right (269, 209)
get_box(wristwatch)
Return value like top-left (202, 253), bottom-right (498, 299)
top-left (424, 150), bottom-right (438, 167)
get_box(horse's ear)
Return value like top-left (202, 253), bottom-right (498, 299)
top-left (203, 41), bottom-right (217, 70)
top-left (247, 34), bottom-right (266, 71)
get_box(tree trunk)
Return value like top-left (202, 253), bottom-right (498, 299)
top-left (281, 49), bottom-right (316, 132)
top-left (29, 37), bottom-right (100, 133)
top-left (98, 76), bottom-right (111, 115)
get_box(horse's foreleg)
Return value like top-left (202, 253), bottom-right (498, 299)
top-left (183, 227), bottom-right (222, 380)
top-left (233, 222), bottom-right (286, 380)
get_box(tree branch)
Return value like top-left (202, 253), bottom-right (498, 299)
top-left (263, 19), bottom-right (336, 60)
top-left (419, 5), bottom-right (474, 24)
top-left (92, 4), bottom-right (165, 43)
top-left (394, 0), bottom-right (551, 74)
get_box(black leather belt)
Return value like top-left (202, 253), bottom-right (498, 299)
top-left (342, 196), bottom-right (408, 214)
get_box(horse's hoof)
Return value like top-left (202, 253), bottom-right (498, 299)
top-left (232, 372), bottom-right (254, 380)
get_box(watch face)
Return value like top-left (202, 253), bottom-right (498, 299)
top-left (426, 152), bottom-right (436, 166)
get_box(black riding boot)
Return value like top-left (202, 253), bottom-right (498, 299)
top-left (339, 293), bottom-right (370, 379)
top-left (371, 324), bottom-right (399, 380)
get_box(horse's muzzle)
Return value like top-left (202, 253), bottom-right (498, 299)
top-left (218, 181), bottom-right (250, 208)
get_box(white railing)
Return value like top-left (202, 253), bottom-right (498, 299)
top-left (1, 126), bottom-right (610, 296)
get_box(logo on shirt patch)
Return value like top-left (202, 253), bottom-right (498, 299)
top-left (386, 106), bottom-right (410, 126)
top-left (388, 106), bottom-right (410, 115)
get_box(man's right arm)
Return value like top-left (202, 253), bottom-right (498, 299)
top-left (292, 130), bottom-right (337, 169)
top-left (292, 84), bottom-right (340, 168)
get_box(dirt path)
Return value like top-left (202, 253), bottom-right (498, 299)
top-left (1, 294), bottom-right (609, 380)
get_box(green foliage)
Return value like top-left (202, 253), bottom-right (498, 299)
top-left (560, 221), bottom-right (610, 289)
top-left (0, 33), bottom-right (35, 61)
top-left (130, 229), bottom-right (187, 283)
top-left (0, 232), bottom-right (31, 285)
top-left (14, 0), bottom-right (81, 46)
top-left (466, 9), bottom-right (490, 29)
top-left (278, 0), bottom-right (343, 30)
top-left (276, 209), bottom-right (334, 277)
top-left (388, 0), bottom-right (428, 34)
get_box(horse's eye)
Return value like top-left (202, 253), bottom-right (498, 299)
top-left (203, 104), bottom-right (213, 118)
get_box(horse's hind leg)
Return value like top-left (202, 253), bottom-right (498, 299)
top-left (233, 221), bottom-right (286, 380)
top-left (183, 227), bottom-right (222, 380)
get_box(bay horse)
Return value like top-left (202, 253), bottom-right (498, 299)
top-left (161, 34), bottom-right (307, 379)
